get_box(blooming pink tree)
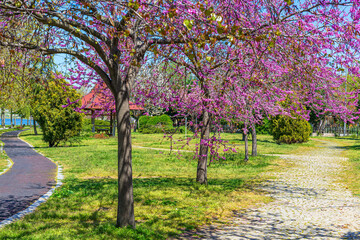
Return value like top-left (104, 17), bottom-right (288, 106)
top-left (1, 0), bottom-right (360, 228)
top-left (136, 0), bottom-right (360, 183)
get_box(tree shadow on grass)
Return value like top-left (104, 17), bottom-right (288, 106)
top-left (333, 145), bottom-right (360, 151)
top-left (334, 137), bottom-right (360, 141)
top-left (0, 176), bottom-right (254, 239)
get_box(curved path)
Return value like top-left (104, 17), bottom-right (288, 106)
top-left (181, 140), bottom-right (360, 239)
top-left (0, 130), bottom-right (57, 221)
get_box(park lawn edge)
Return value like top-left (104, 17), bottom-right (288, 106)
top-left (0, 129), bottom-right (19, 174)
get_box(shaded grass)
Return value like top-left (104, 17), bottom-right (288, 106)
top-left (0, 130), bottom-right (313, 239)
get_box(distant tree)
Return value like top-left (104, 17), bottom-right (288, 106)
top-left (31, 76), bottom-right (83, 147)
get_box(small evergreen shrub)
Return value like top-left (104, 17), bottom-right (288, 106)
top-left (31, 78), bottom-right (83, 147)
top-left (270, 115), bottom-right (311, 144)
top-left (138, 114), bottom-right (174, 134)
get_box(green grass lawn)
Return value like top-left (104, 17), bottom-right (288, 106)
top-left (0, 147), bottom-right (8, 173)
top-left (0, 130), bottom-right (315, 240)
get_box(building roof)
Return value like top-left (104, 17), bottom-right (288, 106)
top-left (81, 88), bottom-right (144, 112)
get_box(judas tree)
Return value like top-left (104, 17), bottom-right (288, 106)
top-left (136, 0), bottom-right (360, 175)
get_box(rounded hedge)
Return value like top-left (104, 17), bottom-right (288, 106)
top-left (270, 114), bottom-right (311, 144)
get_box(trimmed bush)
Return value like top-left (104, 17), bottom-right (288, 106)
top-left (138, 114), bottom-right (174, 134)
top-left (270, 114), bottom-right (311, 144)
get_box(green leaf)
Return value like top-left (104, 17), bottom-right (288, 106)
top-left (183, 20), bottom-right (194, 31)
top-left (205, 7), bottom-right (214, 16)
top-left (217, 24), bottom-right (224, 34)
top-left (284, 0), bottom-right (293, 6)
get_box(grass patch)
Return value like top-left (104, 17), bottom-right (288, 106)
top-left (0, 130), bottom-right (313, 239)
top-left (0, 129), bottom-right (21, 173)
top-left (312, 136), bottom-right (360, 195)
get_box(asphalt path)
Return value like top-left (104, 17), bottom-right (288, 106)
top-left (0, 130), bottom-right (57, 221)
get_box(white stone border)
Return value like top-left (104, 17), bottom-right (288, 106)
top-left (0, 131), bottom-right (64, 228)
top-left (0, 141), bottom-right (13, 176)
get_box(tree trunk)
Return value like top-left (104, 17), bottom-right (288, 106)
top-left (110, 113), bottom-right (113, 136)
top-left (244, 131), bottom-right (249, 162)
top-left (115, 86), bottom-right (135, 228)
top-left (10, 109), bottom-right (13, 128)
top-left (20, 118), bottom-right (23, 126)
top-left (33, 118), bottom-right (38, 135)
top-left (251, 125), bottom-right (257, 156)
top-left (134, 118), bottom-right (137, 133)
top-left (197, 111), bottom-right (210, 184)
top-left (1, 108), bottom-right (4, 127)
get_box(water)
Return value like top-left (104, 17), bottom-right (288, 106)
top-left (0, 118), bottom-right (32, 126)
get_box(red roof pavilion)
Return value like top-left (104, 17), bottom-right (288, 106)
top-left (81, 87), bottom-right (144, 136)
top-left (81, 88), bottom-right (144, 111)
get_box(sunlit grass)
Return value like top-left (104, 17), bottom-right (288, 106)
top-left (311, 136), bottom-right (360, 195)
top-left (0, 130), bottom-right (314, 239)
top-left (0, 129), bottom-right (19, 173)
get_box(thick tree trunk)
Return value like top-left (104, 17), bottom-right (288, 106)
top-left (197, 111), bottom-right (210, 184)
top-left (20, 118), bottom-right (23, 126)
top-left (115, 86), bottom-right (135, 228)
top-left (251, 125), bottom-right (257, 156)
top-left (244, 131), bottom-right (249, 162)
top-left (33, 118), bottom-right (38, 135)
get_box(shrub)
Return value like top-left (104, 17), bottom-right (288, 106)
top-left (138, 114), bottom-right (173, 134)
top-left (256, 118), bottom-right (271, 134)
top-left (31, 78), bottom-right (83, 147)
top-left (270, 114), bottom-right (311, 144)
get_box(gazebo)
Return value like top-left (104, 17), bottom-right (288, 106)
top-left (82, 88), bottom-right (144, 136)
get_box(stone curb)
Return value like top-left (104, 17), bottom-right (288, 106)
top-left (0, 131), bottom-right (64, 228)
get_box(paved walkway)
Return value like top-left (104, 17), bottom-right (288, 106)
top-left (0, 130), bottom-right (57, 221)
top-left (180, 140), bottom-right (360, 239)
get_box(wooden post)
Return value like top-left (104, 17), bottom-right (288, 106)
top-left (10, 109), bottom-right (13, 128)
top-left (110, 112), bottom-right (113, 136)
top-left (91, 110), bottom-right (95, 133)
top-left (112, 113), bottom-right (116, 136)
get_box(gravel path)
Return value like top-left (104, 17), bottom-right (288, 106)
top-left (182, 140), bottom-right (360, 239)
top-left (0, 130), bottom-right (57, 222)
